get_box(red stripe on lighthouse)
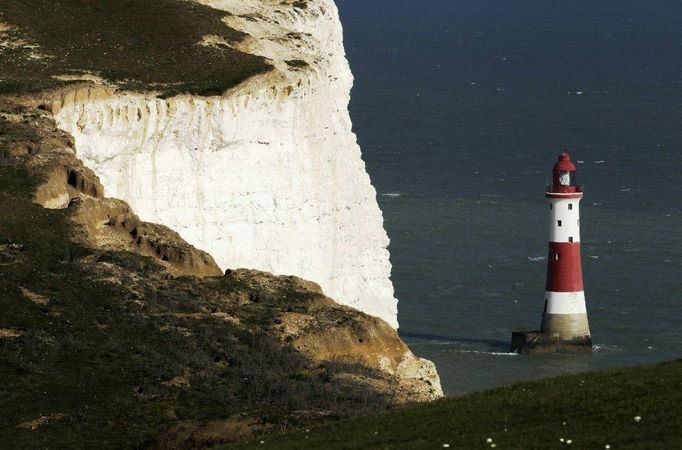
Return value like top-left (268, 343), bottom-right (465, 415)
top-left (546, 192), bottom-right (583, 199)
top-left (545, 242), bottom-right (584, 292)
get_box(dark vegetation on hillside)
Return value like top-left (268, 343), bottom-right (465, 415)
top-left (0, 0), bottom-right (272, 96)
top-left (233, 359), bottom-right (682, 449)
top-left (0, 116), bottom-right (394, 448)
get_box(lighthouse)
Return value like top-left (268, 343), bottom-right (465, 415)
top-left (512, 151), bottom-right (592, 353)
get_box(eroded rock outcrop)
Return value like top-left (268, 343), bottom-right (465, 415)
top-left (230, 269), bottom-right (443, 401)
top-left (1, 100), bottom-right (222, 278)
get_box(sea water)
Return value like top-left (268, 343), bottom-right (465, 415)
top-left (337, 0), bottom-right (682, 395)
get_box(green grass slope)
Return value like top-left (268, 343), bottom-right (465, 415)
top-left (0, 0), bottom-right (272, 96)
top-left (233, 359), bottom-right (682, 449)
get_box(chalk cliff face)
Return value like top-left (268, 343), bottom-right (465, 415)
top-left (51, 0), bottom-right (399, 327)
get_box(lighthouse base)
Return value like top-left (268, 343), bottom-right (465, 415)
top-left (511, 330), bottom-right (592, 354)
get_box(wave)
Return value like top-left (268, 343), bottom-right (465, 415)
top-left (456, 349), bottom-right (518, 356)
top-left (381, 192), bottom-right (401, 197)
top-left (593, 344), bottom-right (622, 353)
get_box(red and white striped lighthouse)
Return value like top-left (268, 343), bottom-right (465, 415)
top-left (540, 151), bottom-right (592, 347)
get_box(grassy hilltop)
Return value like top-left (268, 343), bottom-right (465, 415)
top-left (0, 0), bottom-right (272, 96)
top-left (233, 359), bottom-right (682, 449)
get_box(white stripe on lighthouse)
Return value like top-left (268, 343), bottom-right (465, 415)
top-left (548, 198), bottom-right (581, 243)
top-left (545, 291), bottom-right (587, 315)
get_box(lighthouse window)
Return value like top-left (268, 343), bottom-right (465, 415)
top-left (557, 220), bottom-right (562, 227)
top-left (549, 204), bottom-right (553, 210)
top-left (559, 171), bottom-right (571, 186)
top-left (568, 203), bottom-right (573, 210)
top-left (554, 253), bottom-right (561, 261)
top-left (569, 237), bottom-right (574, 243)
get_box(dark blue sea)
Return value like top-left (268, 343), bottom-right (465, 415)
top-left (337, 0), bottom-right (682, 395)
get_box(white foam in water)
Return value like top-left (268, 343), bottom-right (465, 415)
top-left (593, 344), bottom-right (622, 353)
top-left (381, 192), bottom-right (402, 197)
top-left (457, 350), bottom-right (518, 356)
top-left (527, 256), bottom-right (546, 261)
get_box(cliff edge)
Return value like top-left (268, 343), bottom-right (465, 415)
top-left (1, 0), bottom-right (442, 446)
top-left (1, 0), bottom-right (399, 328)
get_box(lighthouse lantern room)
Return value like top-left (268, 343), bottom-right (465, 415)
top-left (512, 151), bottom-right (593, 353)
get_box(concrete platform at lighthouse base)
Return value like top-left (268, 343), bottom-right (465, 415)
top-left (511, 331), bottom-right (592, 354)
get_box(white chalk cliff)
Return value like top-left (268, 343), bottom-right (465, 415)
top-left (52, 0), bottom-right (399, 328)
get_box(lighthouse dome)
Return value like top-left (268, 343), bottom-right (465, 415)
top-left (551, 151), bottom-right (580, 193)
